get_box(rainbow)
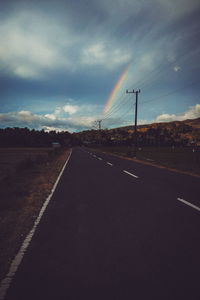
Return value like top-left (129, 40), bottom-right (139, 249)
top-left (103, 64), bottom-right (130, 115)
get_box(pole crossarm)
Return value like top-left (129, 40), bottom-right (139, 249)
top-left (126, 89), bottom-right (141, 94)
top-left (95, 120), bottom-right (102, 130)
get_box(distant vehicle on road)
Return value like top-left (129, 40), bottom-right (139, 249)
top-left (52, 142), bottom-right (61, 148)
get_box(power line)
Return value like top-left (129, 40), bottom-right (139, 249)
top-left (102, 92), bottom-right (132, 119)
top-left (100, 31), bottom-right (200, 130)
top-left (140, 79), bottom-right (200, 106)
top-left (102, 95), bottom-right (131, 120)
top-left (93, 120), bottom-right (102, 130)
top-left (103, 101), bottom-right (133, 128)
top-left (125, 30), bottom-right (200, 92)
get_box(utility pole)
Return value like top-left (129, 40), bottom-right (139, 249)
top-left (97, 120), bottom-right (102, 130)
top-left (126, 89), bottom-right (141, 158)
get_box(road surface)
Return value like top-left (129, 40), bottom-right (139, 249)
top-left (4, 147), bottom-right (200, 299)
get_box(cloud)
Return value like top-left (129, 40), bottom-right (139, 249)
top-left (0, 110), bottom-right (89, 131)
top-left (0, 10), bottom-right (76, 79)
top-left (0, 102), bottom-right (102, 132)
top-left (155, 104), bottom-right (200, 122)
top-left (0, 8), bottom-right (133, 80)
top-left (63, 104), bottom-right (78, 115)
top-left (156, 0), bottom-right (200, 18)
top-left (0, 0), bottom-right (199, 128)
top-left (44, 114), bottom-right (56, 121)
top-left (42, 126), bottom-right (71, 132)
top-left (173, 65), bottom-right (181, 72)
top-left (81, 42), bottom-right (132, 68)
top-left (0, 0), bottom-right (198, 85)
top-left (138, 119), bottom-right (149, 125)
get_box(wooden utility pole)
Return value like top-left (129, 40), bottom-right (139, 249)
top-left (126, 89), bottom-right (141, 158)
top-left (97, 120), bottom-right (102, 130)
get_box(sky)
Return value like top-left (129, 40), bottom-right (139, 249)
top-left (0, 0), bottom-right (200, 132)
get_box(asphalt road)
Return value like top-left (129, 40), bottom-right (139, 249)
top-left (5, 147), bottom-right (200, 300)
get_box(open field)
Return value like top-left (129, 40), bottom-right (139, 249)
top-left (0, 148), bottom-right (54, 181)
top-left (94, 146), bottom-right (200, 176)
top-left (0, 147), bottom-right (70, 282)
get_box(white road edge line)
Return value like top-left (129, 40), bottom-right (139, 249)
top-left (107, 162), bottom-right (113, 166)
top-left (123, 170), bottom-right (139, 179)
top-left (0, 149), bottom-right (73, 300)
top-left (177, 197), bottom-right (200, 212)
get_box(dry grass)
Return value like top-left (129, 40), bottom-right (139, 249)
top-left (0, 148), bottom-right (53, 181)
top-left (0, 148), bottom-right (71, 282)
top-left (95, 146), bottom-right (200, 176)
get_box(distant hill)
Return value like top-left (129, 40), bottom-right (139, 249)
top-left (119, 117), bottom-right (200, 132)
top-left (184, 117), bottom-right (200, 128)
top-left (104, 117), bottom-right (200, 146)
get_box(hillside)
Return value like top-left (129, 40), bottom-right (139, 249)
top-left (77, 117), bottom-right (200, 147)
top-left (0, 118), bottom-right (199, 148)
top-left (121, 117), bottom-right (200, 132)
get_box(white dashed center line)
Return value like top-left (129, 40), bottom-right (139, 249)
top-left (123, 170), bottom-right (139, 179)
top-left (107, 162), bottom-right (113, 166)
top-left (98, 157), bottom-right (102, 160)
top-left (177, 197), bottom-right (200, 212)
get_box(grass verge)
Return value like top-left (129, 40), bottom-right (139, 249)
top-left (92, 146), bottom-right (200, 177)
top-left (0, 148), bottom-right (71, 282)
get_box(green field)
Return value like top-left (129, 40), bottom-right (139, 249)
top-left (95, 146), bottom-right (200, 176)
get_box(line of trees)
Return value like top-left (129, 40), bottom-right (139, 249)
top-left (0, 120), bottom-right (199, 148)
top-left (0, 127), bottom-right (79, 147)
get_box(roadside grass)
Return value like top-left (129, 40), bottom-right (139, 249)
top-left (94, 146), bottom-right (200, 176)
top-left (0, 148), bottom-right (70, 282)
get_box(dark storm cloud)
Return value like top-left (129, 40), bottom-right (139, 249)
top-left (0, 0), bottom-right (108, 32)
top-left (0, 0), bottom-right (200, 130)
top-left (112, 3), bottom-right (162, 41)
top-left (0, 68), bottom-right (115, 103)
top-left (155, 6), bottom-right (200, 54)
